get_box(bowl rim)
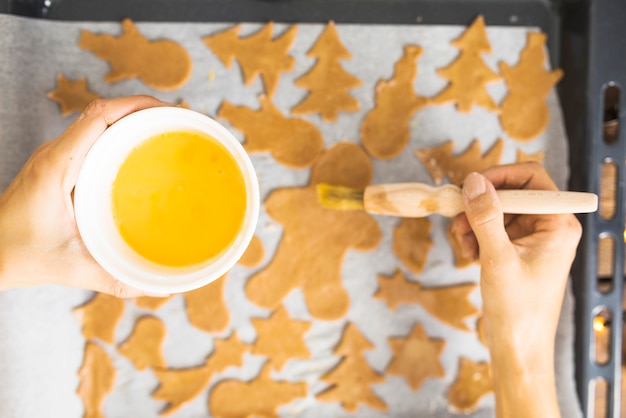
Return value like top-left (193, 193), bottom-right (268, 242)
top-left (74, 106), bottom-right (260, 294)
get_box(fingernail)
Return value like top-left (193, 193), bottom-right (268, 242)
top-left (463, 172), bottom-right (487, 201)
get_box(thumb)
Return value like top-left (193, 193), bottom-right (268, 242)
top-left (462, 172), bottom-right (513, 261)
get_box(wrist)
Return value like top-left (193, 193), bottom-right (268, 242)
top-left (490, 337), bottom-right (560, 418)
top-left (490, 337), bottom-right (554, 380)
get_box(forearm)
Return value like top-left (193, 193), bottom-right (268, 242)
top-left (455, 167), bottom-right (578, 418)
top-left (490, 339), bottom-right (560, 418)
top-left (0, 193), bottom-right (10, 291)
top-left (0, 185), bottom-right (40, 291)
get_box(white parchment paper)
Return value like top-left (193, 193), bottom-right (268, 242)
top-left (0, 15), bottom-right (580, 418)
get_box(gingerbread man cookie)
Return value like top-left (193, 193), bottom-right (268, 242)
top-left (246, 142), bottom-right (382, 320)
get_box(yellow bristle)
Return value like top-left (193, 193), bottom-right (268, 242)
top-left (316, 183), bottom-right (365, 210)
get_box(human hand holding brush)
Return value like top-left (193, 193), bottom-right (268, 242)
top-left (450, 162), bottom-right (582, 418)
top-left (317, 171), bottom-right (597, 217)
top-left (318, 161), bottom-right (583, 417)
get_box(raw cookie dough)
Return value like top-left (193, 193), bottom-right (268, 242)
top-left (416, 138), bottom-right (504, 185)
top-left (361, 45), bottom-right (429, 159)
top-left (118, 316), bottom-right (167, 370)
top-left (238, 235), bottom-right (265, 268)
top-left (203, 22), bottom-right (297, 97)
top-left (517, 149), bottom-right (545, 163)
top-left (153, 367), bottom-right (214, 416)
top-left (79, 19), bottom-right (192, 91)
top-left (386, 323), bottom-right (446, 390)
top-left (209, 362), bottom-right (307, 418)
top-left (447, 221), bottom-right (477, 269)
top-left (392, 217), bottom-right (433, 274)
top-left (448, 357), bottom-right (493, 413)
top-left (219, 95), bottom-right (324, 168)
top-left (432, 16), bottom-right (501, 113)
top-left (184, 274), bottom-right (229, 334)
top-left (291, 21), bottom-right (361, 121)
top-left (73, 293), bottom-right (125, 344)
top-left (251, 306), bottom-right (311, 371)
top-left (133, 296), bottom-right (173, 311)
top-left (375, 270), bottom-right (478, 331)
top-left (245, 142), bottom-right (381, 320)
top-left (152, 332), bottom-right (249, 416)
top-left (47, 74), bottom-right (100, 116)
top-left (499, 32), bottom-right (563, 141)
top-left (316, 323), bottom-right (387, 412)
top-left (77, 342), bottom-right (116, 418)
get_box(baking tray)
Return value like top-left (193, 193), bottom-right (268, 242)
top-left (0, 0), bottom-right (560, 62)
top-left (0, 0), bottom-right (620, 417)
top-left (562, 0), bottom-right (626, 417)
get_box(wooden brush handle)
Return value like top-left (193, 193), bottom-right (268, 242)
top-left (363, 183), bottom-right (598, 217)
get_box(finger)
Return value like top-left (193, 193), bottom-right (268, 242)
top-left (450, 213), bottom-right (472, 237)
top-left (54, 96), bottom-right (172, 191)
top-left (460, 232), bottom-right (479, 261)
top-left (462, 172), bottom-right (516, 263)
top-left (59, 261), bottom-right (160, 299)
top-left (87, 275), bottom-right (164, 299)
top-left (59, 250), bottom-right (169, 298)
top-left (524, 213), bottom-right (583, 253)
top-left (504, 220), bottom-right (531, 242)
top-left (503, 213), bottom-right (518, 228)
top-left (450, 215), bottom-right (479, 260)
top-left (67, 95), bottom-right (170, 150)
top-left (452, 207), bottom-right (519, 241)
top-left (481, 162), bottom-right (558, 191)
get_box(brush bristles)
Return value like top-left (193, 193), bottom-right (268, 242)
top-left (316, 183), bottom-right (365, 210)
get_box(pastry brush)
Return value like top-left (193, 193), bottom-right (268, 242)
top-left (316, 183), bottom-right (598, 217)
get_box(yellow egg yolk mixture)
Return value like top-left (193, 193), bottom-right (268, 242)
top-left (112, 131), bottom-right (247, 267)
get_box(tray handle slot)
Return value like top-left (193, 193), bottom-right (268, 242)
top-left (597, 234), bottom-right (615, 293)
top-left (589, 378), bottom-right (610, 418)
top-left (603, 84), bottom-right (620, 143)
top-left (593, 307), bottom-right (613, 366)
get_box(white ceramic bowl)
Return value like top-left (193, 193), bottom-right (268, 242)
top-left (74, 107), bottom-right (259, 294)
